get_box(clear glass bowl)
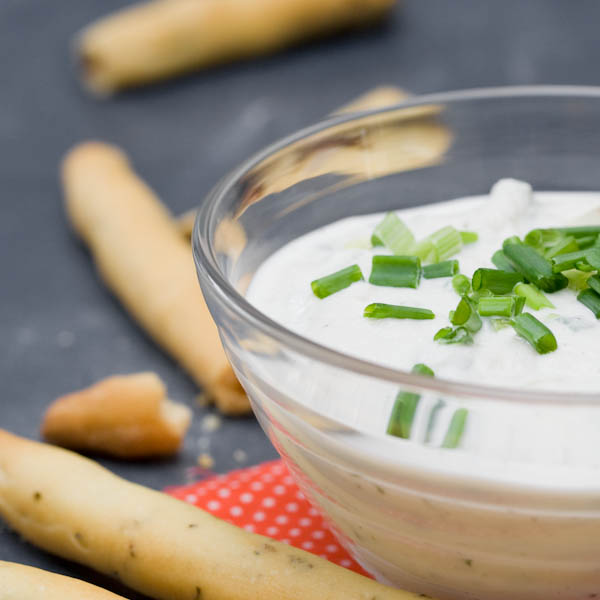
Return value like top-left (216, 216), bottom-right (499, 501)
top-left (193, 87), bottom-right (600, 600)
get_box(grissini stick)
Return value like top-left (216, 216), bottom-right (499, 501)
top-left (0, 429), bottom-right (426, 600)
top-left (77, 0), bottom-right (396, 95)
top-left (42, 372), bottom-right (192, 458)
top-left (175, 85), bottom-right (412, 239)
top-left (0, 561), bottom-right (126, 600)
top-left (61, 142), bottom-right (249, 415)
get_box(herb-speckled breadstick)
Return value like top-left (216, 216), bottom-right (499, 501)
top-left (0, 430), bottom-right (426, 600)
top-left (0, 561), bottom-right (127, 600)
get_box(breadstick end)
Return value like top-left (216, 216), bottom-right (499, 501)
top-left (41, 373), bottom-right (192, 459)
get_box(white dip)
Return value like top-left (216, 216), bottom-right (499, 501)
top-left (248, 178), bottom-right (600, 393)
top-left (244, 179), bottom-right (600, 600)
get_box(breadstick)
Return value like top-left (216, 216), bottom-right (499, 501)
top-left (0, 430), bottom-right (424, 600)
top-left (77, 0), bottom-right (396, 95)
top-left (62, 142), bottom-right (249, 415)
top-left (176, 85), bottom-right (412, 239)
top-left (41, 373), bottom-right (191, 458)
top-left (0, 561), bottom-right (126, 600)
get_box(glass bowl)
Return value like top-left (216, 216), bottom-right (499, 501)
top-left (193, 87), bottom-right (600, 600)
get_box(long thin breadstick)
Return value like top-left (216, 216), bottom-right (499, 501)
top-left (62, 142), bottom-right (248, 415)
top-left (175, 85), bottom-right (412, 239)
top-left (77, 0), bottom-right (396, 95)
top-left (0, 561), bottom-right (126, 600)
top-left (0, 430), bottom-right (425, 600)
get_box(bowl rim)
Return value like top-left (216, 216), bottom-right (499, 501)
top-left (194, 85), bottom-right (600, 407)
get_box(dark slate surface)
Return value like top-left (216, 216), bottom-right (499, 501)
top-left (1, 1), bottom-right (600, 596)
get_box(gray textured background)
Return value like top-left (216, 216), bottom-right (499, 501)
top-left (1, 1), bottom-right (600, 596)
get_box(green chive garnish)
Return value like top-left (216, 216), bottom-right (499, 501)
top-left (555, 226), bottom-right (600, 238)
top-left (576, 235), bottom-right (597, 250)
top-left (414, 238), bottom-right (434, 262)
top-left (577, 288), bottom-right (600, 318)
top-left (371, 213), bottom-right (415, 255)
top-left (434, 326), bottom-right (473, 345)
top-left (451, 297), bottom-right (482, 333)
top-left (576, 261), bottom-right (595, 272)
top-left (564, 269), bottom-right (593, 291)
top-left (472, 268), bottom-right (524, 295)
top-left (503, 239), bottom-right (568, 293)
top-left (587, 247), bottom-right (600, 270)
top-left (524, 228), bottom-right (563, 250)
top-left (544, 236), bottom-right (579, 259)
top-left (369, 255), bottom-right (421, 288)
top-left (512, 313), bottom-right (558, 354)
top-left (513, 282), bottom-right (555, 310)
top-left (477, 296), bottom-right (515, 317)
top-left (429, 226), bottom-right (463, 262)
top-left (364, 303), bottom-right (435, 320)
top-left (387, 363), bottom-right (434, 439)
top-left (587, 274), bottom-right (600, 295)
top-left (550, 249), bottom-right (589, 273)
top-left (460, 231), bottom-right (479, 244)
top-left (491, 317), bottom-right (514, 331)
top-left (452, 274), bottom-right (471, 296)
top-left (311, 264), bottom-right (363, 299)
top-left (441, 408), bottom-right (468, 449)
top-left (491, 250), bottom-right (516, 272)
top-left (514, 295), bottom-right (526, 316)
top-left (412, 363), bottom-right (435, 377)
top-left (423, 260), bottom-right (459, 279)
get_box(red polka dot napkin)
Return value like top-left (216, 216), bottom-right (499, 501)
top-left (166, 459), bottom-right (370, 576)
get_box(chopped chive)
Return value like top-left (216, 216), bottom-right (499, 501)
top-left (387, 363), bottom-right (434, 439)
top-left (364, 303), bottom-right (435, 320)
top-left (369, 255), bottom-right (421, 288)
top-left (513, 282), bottom-right (555, 310)
top-left (424, 399), bottom-right (445, 444)
top-left (513, 295), bottom-right (526, 316)
top-left (564, 269), bottom-right (593, 291)
top-left (577, 288), bottom-right (600, 318)
top-left (555, 226), bottom-right (600, 238)
top-left (550, 249), bottom-right (589, 273)
top-left (414, 238), bottom-right (435, 262)
top-left (576, 261), bottom-right (595, 272)
top-left (577, 235), bottom-right (598, 250)
top-left (429, 226), bottom-right (463, 262)
top-left (524, 228), bottom-right (563, 249)
top-left (491, 250), bottom-right (516, 272)
top-left (491, 317), bottom-right (514, 331)
top-left (434, 326), bottom-right (473, 345)
top-left (586, 247), bottom-right (600, 270)
top-left (371, 213), bottom-right (415, 255)
top-left (460, 231), bottom-right (478, 244)
top-left (512, 313), bottom-right (558, 354)
top-left (503, 239), bottom-right (568, 293)
top-left (451, 297), bottom-right (482, 333)
top-left (423, 259), bottom-right (459, 279)
top-left (544, 236), bottom-right (579, 259)
top-left (588, 274), bottom-right (600, 295)
top-left (452, 274), bottom-right (471, 296)
top-left (412, 363), bottom-right (435, 377)
top-left (477, 296), bottom-right (515, 317)
top-left (311, 264), bottom-right (363, 298)
top-left (441, 408), bottom-right (468, 449)
top-left (472, 268), bottom-right (524, 295)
